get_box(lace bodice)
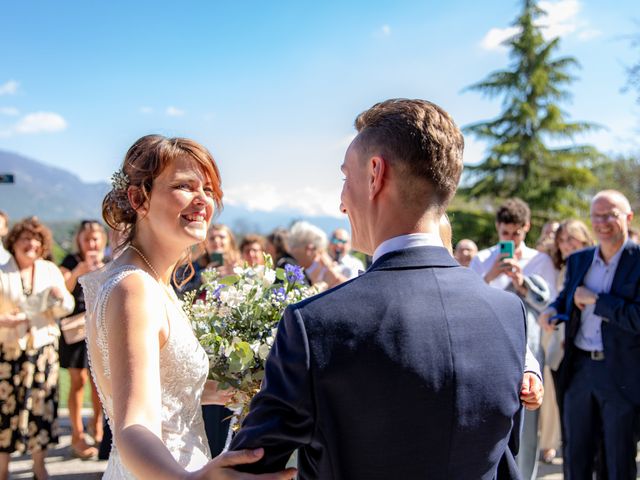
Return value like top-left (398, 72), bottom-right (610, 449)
top-left (80, 264), bottom-right (211, 479)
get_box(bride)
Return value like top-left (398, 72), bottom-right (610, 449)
top-left (80, 135), bottom-right (296, 480)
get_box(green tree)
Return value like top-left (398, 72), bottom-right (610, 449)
top-left (462, 0), bottom-right (605, 219)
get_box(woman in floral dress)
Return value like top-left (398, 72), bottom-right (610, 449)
top-left (0, 217), bottom-right (74, 480)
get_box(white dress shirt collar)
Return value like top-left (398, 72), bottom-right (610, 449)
top-left (372, 233), bottom-right (444, 264)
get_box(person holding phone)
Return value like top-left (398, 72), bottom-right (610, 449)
top-left (59, 220), bottom-right (108, 459)
top-left (470, 198), bottom-right (557, 480)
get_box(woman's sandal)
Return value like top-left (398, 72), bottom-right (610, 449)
top-left (71, 441), bottom-right (98, 460)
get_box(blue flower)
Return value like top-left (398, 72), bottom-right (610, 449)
top-left (284, 264), bottom-right (305, 285)
top-left (274, 286), bottom-right (286, 300)
top-left (213, 284), bottom-right (224, 299)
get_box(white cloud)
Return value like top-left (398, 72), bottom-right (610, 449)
top-left (538, 0), bottom-right (580, 38)
top-left (13, 112), bottom-right (68, 134)
top-left (0, 80), bottom-right (19, 96)
top-left (139, 106), bottom-right (154, 114)
top-left (166, 106), bottom-right (185, 117)
top-left (0, 107), bottom-right (19, 116)
top-left (480, 0), bottom-right (597, 51)
top-left (480, 26), bottom-right (520, 51)
top-left (381, 24), bottom-right (391, 36)
top-left (224, 183), bottom-right (344, 218)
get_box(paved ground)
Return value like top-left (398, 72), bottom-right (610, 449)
top-left (7, 411), bottom-right (640, 479)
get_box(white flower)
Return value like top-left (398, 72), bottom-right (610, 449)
top-left (263, 269), bottom-right (276, 288)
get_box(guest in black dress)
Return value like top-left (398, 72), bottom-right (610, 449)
top-left (59, 220), bottom-right (107, 459)
top-left (174, 223), bottom-right (240, 456)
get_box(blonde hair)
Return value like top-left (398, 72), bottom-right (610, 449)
top-left (553, 219), bottom-right (594, 268)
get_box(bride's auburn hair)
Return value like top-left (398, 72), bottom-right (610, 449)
top-left (102, 134), bottom-right (223, 250)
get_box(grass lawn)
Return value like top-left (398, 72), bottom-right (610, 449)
top-left (58, 368), bottom-right (93, 408)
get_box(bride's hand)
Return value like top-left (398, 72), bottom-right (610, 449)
top-left (202, 380), bottom-right (236, 406)
top-left (187, 448), bottom-right (297, 479)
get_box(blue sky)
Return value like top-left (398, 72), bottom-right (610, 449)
top-left (1, 0), bottom-right (638, 217)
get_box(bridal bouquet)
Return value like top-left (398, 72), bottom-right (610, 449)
top-left (186, 256), bottom-right (314, 424)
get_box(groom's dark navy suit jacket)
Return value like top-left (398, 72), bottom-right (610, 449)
top-left (231, 246), bottom-right (527, 479)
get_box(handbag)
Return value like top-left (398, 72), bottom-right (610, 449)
top-left (60, 312), bottom-right (86, 345)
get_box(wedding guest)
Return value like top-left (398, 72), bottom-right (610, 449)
top-left (453, 238), bottom-right (478, 267)
top-left (239, 234), bottom-right (266, 267)
top-left (200, 223), bottom-right (240, 457)
top-left (0, 217), bottom-right (74, 480)
top-left (539, 219), bottom-right (594, 464)
top-left (0, 211), bottom-right (9, 265)
top-left (265, 228), bottom-right (296, 269)
top-left (288, 221), bottom-right (346, 289)
top-left (470, 198), bottom-right (557, 480)
top-left (173, 223), bottom-right (239, 297)
top-left (540, 190), bottom-right (639, 479)
top-left (58, 220), bottom-right (108, 459)
top-left (82, 134), bottom-right (293, 479)
top-left (536, 220), bottom-right (560, 255)
top-left (328, 228), bottom-right (364, 279)
top-left (232, 99), bottom-right (537, 478)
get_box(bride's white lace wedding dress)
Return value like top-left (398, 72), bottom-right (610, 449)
top-left (81, 264), bottom-right (211, 479)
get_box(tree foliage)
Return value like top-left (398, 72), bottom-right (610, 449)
top-left (462, 0), bottom-right (606, 219)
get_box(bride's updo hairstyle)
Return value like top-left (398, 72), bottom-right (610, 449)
top-left (102, 134), bottom-right (223, 252)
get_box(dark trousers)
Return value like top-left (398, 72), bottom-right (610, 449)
top-left (202, 405), bottom-right (232, 457)
top-left (563, 353), bottom-right (637, 479)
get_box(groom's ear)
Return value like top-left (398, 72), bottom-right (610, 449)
top-left (368, 156), bottom-right (386, 200)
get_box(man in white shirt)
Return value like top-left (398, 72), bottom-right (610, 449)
top-left (328, 228), bottom-right (365, 279)
top-left (470, 198), bottom-right (557, 480)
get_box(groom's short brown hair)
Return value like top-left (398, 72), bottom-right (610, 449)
top-left (353, 98), bottom-right (464, 210)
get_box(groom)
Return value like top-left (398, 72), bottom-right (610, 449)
top-left (231, 99), bottom-right (530, 478)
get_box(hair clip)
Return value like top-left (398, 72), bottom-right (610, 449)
top-left (111, 169), bottom-right (130, 191)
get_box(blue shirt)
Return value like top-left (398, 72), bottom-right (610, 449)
top-left (574, 244), bottom-right (624, 351)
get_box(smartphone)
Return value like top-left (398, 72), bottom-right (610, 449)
top-left (209, 252), bottom-right (224, 267)
top-left (498, 240), bottom-right (515, 259)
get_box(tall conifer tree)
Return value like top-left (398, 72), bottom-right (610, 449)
top-left (463, 0), bottom-right (604, 218)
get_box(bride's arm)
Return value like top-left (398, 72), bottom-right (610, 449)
top-left (106, 274), bottom-right (296, 480)
top-left (106, 273), bottom-right (190, 479)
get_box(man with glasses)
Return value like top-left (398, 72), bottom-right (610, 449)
top-left (328, 228), bottom-right (364, 279)
top-left (539, 190), bottom-right (639, 478)
top-left (470, 197), bottom-right (557, 480)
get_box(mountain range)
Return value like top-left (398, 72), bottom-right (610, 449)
top-left (0, 150), bottom-right (349, 235)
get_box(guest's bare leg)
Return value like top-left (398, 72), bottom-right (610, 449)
top-left (90, 374), bottom-right (103, 443)
top-left (68, 368), bottom-right (87, 443)
top-left (32, 448), bottom-right (49, 480)
top-left (0, 452), bottom-right (10, 480)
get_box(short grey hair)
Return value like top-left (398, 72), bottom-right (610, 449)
top-left (288, 221), bottom-right (328, 251)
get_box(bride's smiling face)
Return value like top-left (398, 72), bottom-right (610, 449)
top-left (141, 155), bottom-right (216, 247)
